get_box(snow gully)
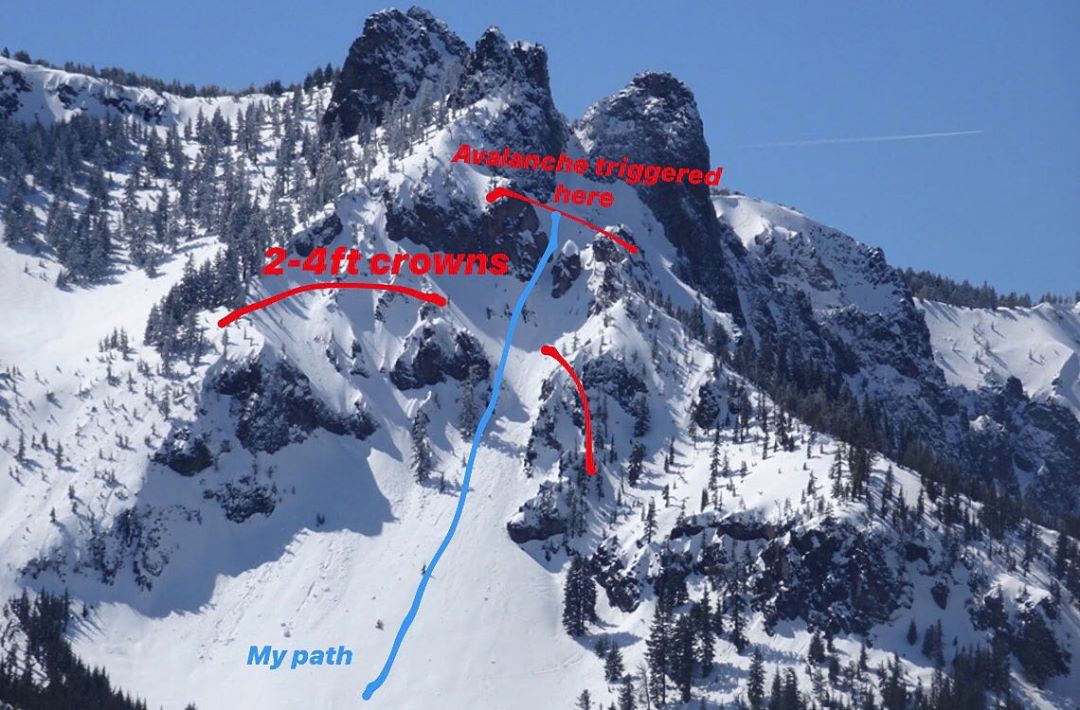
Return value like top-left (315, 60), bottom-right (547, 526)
top-left (360, 213), bottom-right (563, 701)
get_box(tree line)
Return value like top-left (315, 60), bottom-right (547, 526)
top-left (898, 267), bottom-right (1077, 309)
top-left (1, 46), bottom-right (337, 98)
top-left (0, 589), bottom-right (199, 709)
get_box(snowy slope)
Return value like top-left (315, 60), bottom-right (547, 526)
top-left (1, 12), bottom-right (1079, 710)
top-left (714, 191), bottom-right (1080, 422)
top-left (0, 49), bottom-right (659, 709)
top-left (919, 299), bottom-right (1080, 420)
top-left (714, 192), bottom-right (906, 317)
top-left (1, 56), bottom-right (264, 126)
top-left (0, 124), bottom-right (660, 710)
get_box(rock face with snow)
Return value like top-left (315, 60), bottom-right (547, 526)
top-left (382, 169), bottom-right (550, 280)
top-left (152, 426), bottom-right (213, 474)
top-left (1, 9), bottom-right (1079, 710)
top-left (577, 73), bottom-right (743, 315)
top-left (0, 61), bottom-right (165, 124)
top-left (213, 358), bottom-right (377, 453)
top-left (755, 519), bottom-right (902, 635)
top-left (449, 28), bottom-right (566, 195)
top-left (348, 19), bottom-right (567, 277)
top-left (714, 192), bottom-right (1080, 519)
top-left (389, 319), bottom-right (489, 390)
top-left (323, 7), bottom-right (468, 135)
top-left (0, 57), bottom-right (254, 126)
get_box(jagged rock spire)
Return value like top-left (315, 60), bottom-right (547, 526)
top-left (323, 6), bottom-right (468, 135)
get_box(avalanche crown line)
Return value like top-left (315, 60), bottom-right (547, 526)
top-left (485, 187), bottom-right (638, 254)
top-left (216, 282), bottom-right (447, 328)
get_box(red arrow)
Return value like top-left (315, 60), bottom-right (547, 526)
top-left (486, 186), bottom-right (638, 255)
top-left (540, 344), bottom-right (596, 476)
top-left (217, 282), bottom-right (446, 328)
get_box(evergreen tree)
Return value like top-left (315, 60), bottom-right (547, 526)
top-left (1015, 608), bottom-right (1068, 687)
top-left (827, 654), bottom-right (840, 685)
top-left (849, 445), bottom-right (874, 499)
top-left (410, 410), bottom-right (434, 483)
top-left (562, 556), bottom-right (596, 637)
top-left (1021, 519), bottom-right (1039, 572)
top-left (646, 602), bottom-right (671, 707)
top-left (921, 620), bottom-right (944, 668)
top-left (906, 619), bottom-right (918, 646)
top-left (670, 613), bottom-right (695, 702)
top-left (604, 644), bottom-right (625, 683)
top-left (1053, 531), bottom-right (1071, 578)
top-left (0, 589), bottom-right (150, 709)
top-left (830, 445), bottom-right (845, 499)
top-left (628, 442), bottom-right (645, 486)
top-left (729, 592), bottom-right (748, 653)
top-left (143, 130), bottom-right (167, 177)
top-left (881, 654), bottom-right (907, 710)
top-left (775, 408), bottom-right (793, 452)
top-left (780, 669), bottom-right (801, 710)
top-left (747, 647), bottom-right (766, 710)
top-left (45, 198), bottom-right (75, 252)
top-left (767, 669), bottom-right (782, 710)
top-left (127, 206), bottom-right (152, 268)
top-left (152, 188), bottom-right (175, 247)
top-left (693, 595), bottom-right (715, 675)
top-left (2, 186), bottom-right (34, 246)
top-left (644, 499), bottom-right (657, 545)
top-left (457, 364), bottom-right (481, 437)
top-left (709, 428), bottom-right (722, 490)
top-left (617, 678), bottom-right (635, 710)
top-left (807, 630), bottom-right (826, 664)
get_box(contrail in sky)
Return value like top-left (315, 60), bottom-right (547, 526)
top-left (723, 129), bottom-right (983, 149)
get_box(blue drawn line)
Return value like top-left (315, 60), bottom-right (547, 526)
top-left (362, 213), bottom-right (561, 701)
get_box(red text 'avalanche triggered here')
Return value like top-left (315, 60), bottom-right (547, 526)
top-left (452, 144), bottom-right (724, 209)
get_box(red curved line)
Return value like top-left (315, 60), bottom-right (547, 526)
top-left (486, 187), bottom-right (639, 255)
top-left (217, 282), bottom-right (447, 328)
top-left (540, 344), bottom-right (596, 476)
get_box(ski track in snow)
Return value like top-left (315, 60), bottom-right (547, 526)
top-left (362, 213), bottom-right (562, 700)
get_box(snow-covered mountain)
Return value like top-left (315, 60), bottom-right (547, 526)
top-left (919, 300), bottom-right (1080, 421)
top-left (1, 8), bottom-right (1079, 709)
top-left (0, 55), bottom-right (262, 127)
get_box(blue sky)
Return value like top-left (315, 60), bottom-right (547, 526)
top-left (5, 1), bottom-right (1077, 295)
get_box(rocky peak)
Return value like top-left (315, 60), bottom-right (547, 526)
top-left (434, 27), bottom-right (565, 197)
top-left (322, 7), bottom-right (468, 136)
top-left (576, 72), bottom-right (742, 316)
top-left (451, 28), bottom-right (552, 107)
top-left (403, 5), bottom-right (463, 40)
top-left (577, 72), bottom-right (708, 180)
top-left (369, 23), bottom-right (563, 281)
top-left (510, 41), bottom-right (551, 91)
top-left (448, 28), bottom-right (565, 195)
